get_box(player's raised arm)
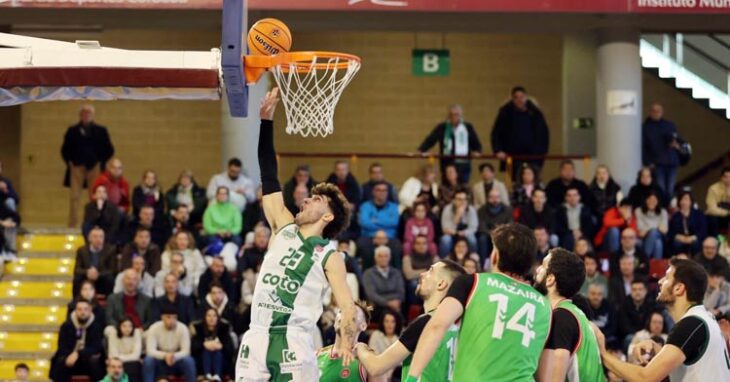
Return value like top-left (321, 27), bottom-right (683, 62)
top-left (405, 297), bottom-right (463, 380)
top-left (355, 341), bottom-right (410, 377)
top-left (258, 87), bottom-right (294, 233)
top-left (325, 252), bottom-right (357, 366)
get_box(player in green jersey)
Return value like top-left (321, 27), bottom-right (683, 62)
top-left (406, 223), bottom-right (552, 382)
top-left (354, 260), bottom-right (466, 382)
top-left (534, 248), bottom-right (606, 382)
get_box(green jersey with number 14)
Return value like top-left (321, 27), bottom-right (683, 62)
top-left (454, 272), bottom-right (551, 381)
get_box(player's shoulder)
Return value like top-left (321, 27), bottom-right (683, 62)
top-left (274, 222), bottom-right (299, 239)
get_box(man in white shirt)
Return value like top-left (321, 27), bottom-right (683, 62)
top-left (142, 305), bottom-right (195, 382)
top-left (207, 158), bottom-right (256, 212)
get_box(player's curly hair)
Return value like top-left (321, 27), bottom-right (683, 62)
top-left (311, 182), bottom-right (351, 239)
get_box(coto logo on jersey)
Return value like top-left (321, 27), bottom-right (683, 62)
top-left (262, 273), bottom-right (302, 294)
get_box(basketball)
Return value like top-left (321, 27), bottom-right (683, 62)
top-left (247, 18), bottom-right (292, 56)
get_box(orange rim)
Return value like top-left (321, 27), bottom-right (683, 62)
top-left (243, 51), bottom-right (360, 84)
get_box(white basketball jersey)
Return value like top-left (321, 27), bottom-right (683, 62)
top-left (669, 305), bottom-right (730, 381)
top-left (250, 223), bottom-right (337, 331)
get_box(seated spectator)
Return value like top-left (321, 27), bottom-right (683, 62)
top-left (326, 160), bottom-right (362, 239)
top-left (100, 357), bottom-right (128, 382)
top-left (132, 170), bottom-right (165, 222)
top-left (0, 194), bottom-right (19, 261)
top-left (68, 280), bottom-right (106, 328)
top-left (610, 228), bottom-right (649, 277)
top-left (617, 279), bottom-right (657, 349)
top-left (403, 202), bottom-right (437, 257)
top-left (609, 252), bottom-right (639, 307)
top-left (704, 265), bottom-right (730, 320)
top-left (363, 246), bottom-right (405, 319)
top-left (580, 253), bottom-right (608, 297)
top-left (368, 308), bottom-right (402, 354)
top-left (151, 273), bottom-right (196, 325)
top-left (50, 299), bottom-right (104, 382)
top-left (358, 181), bottom-right (399, 240)
top-left (198, 257), bottom-right (234, 301)
top-left (574, 237), bottom-right (594, 260)
top-left (627, 312), bottom-right (668, 364)
top-left (446, 236), bottom-right (480, 268)
top-left (362, 162), bottom-right (398, 203)
top-left (114, 255), bottom-right (155, 297)
top-left (236, 225), bottom-right (269, 275)
top-left (203, 186), bottom-right (243, 247)
top-left (91, 158), bottom-right (130, 214)
top-left (290, 183), bottom-right (309, 215)
top-left (694, 237), bottom-right (730, 279)
top-left (106, 269), bottom-right (152, 330)
top-left (191, 308), bottom-right (235, 381)
top-left (200, 281), bottom-right (235, 325)
top-left (143, 306), bottom-right (195, 382)
top-left (472, 163), bottom-right (510, 209)
top-left (161, 231), bottom-right (205, 290)
top-left (124, 205), bottom-right (169, 250)
top-left (283, 165), bottom-right (315, 215)
top-left (73, 226), bottom-right (116, 296)
top-left (119, 227), bottom-right (162, 276)
top-left (437, 163), bottom-right (464, 210)
top-left (586, 283), bottom-right (620, 350)
top-left (463, 257), bottom-right (481, 275)
top-left (705, 166), bottom-right (730, 236)
top-left (510, 164), bottom-right (542, 209)
top-left (0, 160), bottom-right (19, 211)
top-left (155, 252), bottom-right (195, 297)
top-left (534, 226), bottom-right (553, 262)
top-left (399, 164), bottom-right (439, 214)
top-left (165, 170), bottom-right (207, 225)
top-left (168, 205), bottom-right (200, 246)
top-left (555, 186), bottom-right (597, 251)
top-left (626, 167), bottom-right (666, 209)
top-left (14, 362), bottom-right (29, 382)
top-left (402, 235), bottom-right (436, 304)
top-left (439, 187), bottom-right (477, 257)
top-left (82, 185), bottom-right (122, 243)
top-left (669, 191), bottom-right (707, 256)
top-left (517, 188), bottom-right (557, 238)
top-left (107, 317), bottom-right (143, 382)
top-left (206, 157), bottom-right (256, 213)
top-left (545, 160), bottom-right (594, 211)
top-left (635, 191), bottom-right (669, 259)
top-left (476, 188), bottom-right (513, 260)
top-left (590, 164), bottom-right (623, 215)
top-left (595, 199), bottom-right (637, 253)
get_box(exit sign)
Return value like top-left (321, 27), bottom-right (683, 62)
top-left (412, 49), bottom-right (450, 76)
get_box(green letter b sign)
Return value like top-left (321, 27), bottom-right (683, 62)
top-left (412, 49), bottom-right (449, 77)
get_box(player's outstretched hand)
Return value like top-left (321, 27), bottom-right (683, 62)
top-left (340, 344), bottom-right (354, 367)
top-left (260, 87), bottom-right (280, 121)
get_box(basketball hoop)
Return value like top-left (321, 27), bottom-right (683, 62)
top-left (244, 51), bottom-right (361, 138)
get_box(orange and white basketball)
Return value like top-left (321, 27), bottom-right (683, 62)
top-left (247, 18), bottom-right (292, 56)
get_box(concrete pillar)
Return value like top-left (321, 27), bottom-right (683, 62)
top-left (596, 28), bottom-right (642, 192)
top-left (220, 75), bottom-right (270, 185)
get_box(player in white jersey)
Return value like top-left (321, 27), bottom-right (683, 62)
top-left (594, 258), bottom-right (730, 382)
top-left (236, 88), bottom-right (358, 382)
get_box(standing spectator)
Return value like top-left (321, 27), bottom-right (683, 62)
top-left (124, 205), bottom-right (168, 249)
top-left (471, 163), bottom-right (510, 209)
top-left (642, 102), bottom-right (681, 198)
top-left (114, 256), bottom-right (155, 297)
top-left (590, 164), bottom-right (623, 215)
top-left (491, 86), bottom-right (549, 180)
top-left (403, 202), bottom-right (437, 257)
top-left (627, 312), bottom-right (668, 364)
top-left (610, 228), bottom-right (650, 277)
top-left (363, 246), bottom-right (405, 319)
top-left (50, 299), bottom-right (105, 382)
top-left (418, 104), bottom-right (482, 183)
top-left (518, 188), bottom-right (557, 237)
top-left (510, 164), bottom-right (541, 209)
top-left (617, 279), bottom-right (656, 349)
top-left (362, 163), bottom-right (398, 203)
top-left (200, 282), bottom-right (235, 325)
top-left (580, 253), bottom-right (608, 297)
top-left (439, 187), bottom-right (478, 257)
top-left (14, 363), bottom-right (29, 382)
top-left (398, 165), bottom-right (439, 213)
top-left (197, 257), bottom-right (234, 301)
top-left (161, 231), bottom-right (206, 291)
top-left (635, 191), bottom-right (669, 259)
top-left (608, 253), bottom-right (638, 307)
top-left (283, 165), bottom-right (315, 215)
top-left (132, 170), bottom-right (164, 222)
top-left (143, 306), bottom-right (195, 382)
top-left (595, 200), bottom-right (637, 254)
top-left (669, 191), bottom-right (707, 256)
top-left (165, 170), bottom-right (207, 225)
top-left (106, 269), bottom-right (152, 329)
top-left (0, 160), bottom-right (19, 211)
top-left (119, 228), bottom-right (162, 276)
top-left (100, 357), bottom-right (128, 382)
top-left (206, 158), bottom-right (256, 213)
top-left (191, 308), bottom-right (234, 382)
top-left (626, 167), bottom-right (666, 209)
top-left (555, 187), bottom-right (597, 251)
top-left (151, 272), bottom-right (196, 325)
top-left (73, 226), bottom-right (116, 296)
top-left (91, 158), bottom-right (130, 216)
top-left (437, 164), bottom-right (463, 210)
top-left (326, 160), bottom-right (362, 240)
top-left (107, 318), bottom-right (143, 382)
top-left (203, 186), bottom-right (243, 247)
top-left (704, 265), bottom-right (730, 320)
top-left (82, 185), bottom-right (121, 243)
top-left (402, 235), bottom-right (437, 304)
top-left (476, 188), bottom-right (513, 260)
top-left (545, 160), bottom-right (594, 210)
top-left (62, 105), bottom-right (115, 227)
top-left (694, 237), bottom-right (730, 279)
top-left (586, 283), bottom-right (620, 350)
top-left (705, 166), bottom-right (730, 236)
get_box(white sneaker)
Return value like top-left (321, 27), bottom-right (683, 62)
top-left (211, 375), bottom-right (221, 382)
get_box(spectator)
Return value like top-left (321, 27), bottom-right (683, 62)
top-left (437, 164), bottom-right (463, 210)
top-left (191, 308), bottom-right (234, 382)
top-left (100, 357), bottom-right (128, 382)
top-left (555, 187), bottom-right (597, 251)
top-left (155, 252), bottom-right (195, 297)
top-left (357, 228), bottom-right (401, 270)
top-left (0, 184), bottom-right (19, 261)
top-left (517, 188), bottom-right (556, 235)
top-left (283, 165), bottom-right (315, 215)
top-left (439, 187), bottom-right (478, 257)
top-left (14, 363), bottom-right (29, 382)
top-left (510, 163), bottom-right (541, 209)
top-left (491, 86), bottom-right (549, 180)
top-left (704, 265), bottom-right (730, 320)
top-left (106, 269), bottom-right (152, 329)
top-left (694, 237), bottom-right (730, 279)
top-left (124, 205), bottom-right (168, 249)
top-left (69, 280), bottom-right (107, 328)
top-left (595, 199), bottom-right (637, 254)
top-left (0, 160), bottom-right (19, 211)
top-left (206, 157), bottom-right (255, 213)
top-left (574, 237), bottom-right (594, 260)
top-left (580, 253), bottom-right (608, 297)
top-left (669, 191), bottom-right (707, 256)
top-left (289, 184), bottom-right (309, 216)
top-left (132, 170), bottom-right (165, 222)
top-left (545, 160), bottom-right (594, 210)
top-left (610, 228), bottom-right (649, 277)
top-left (358, 181), bottom-right (399, 239)
top-left (642, 102), bottom-right (681, 198)
top-left (73, 226), bottom-right (116, 296)
top-left (143, 306), bottom-right (195, 382)
top-left (398, 165), bottom-right (439, 213)
top-left (471, 163), bottom-right (509, 209)
top-left (362, 162), bottom-right (398, 203)
top-left (363, 246), bottom-right (405, 318)
top-left (62, 105), bottom-right (115, 227)
top-left (617, 279), bottom-right (657, 349)
top-left (82, 185), bottom-right (122, 243)
top-left (114, 255), bottom-right (155, 297)
top-left (326, 160), bottom-right (361, 240)
top-left (50, 299), bottom-right (104, 382)
top-left (203, 186), bottom-right (242, 247)
top-left (236, 225), bottom-right (270, 275)
top-left (418, 104), bottom-right (482, 183)
top-left (90, 158), bottom-right (130, 216)
top-left (165, 170), bottom-right (207, 225)
top-left (626, 167), bottom-right (666, 209)
top-left (161, 231), bottom-right (206, 291)
top-left (119, 228), bottom-right (162, 276)
top-left (151, 272), bottom-right (196, 325)
top-left (463, 257), bottom-right (481, 274)
top-left (200, 281), bottom-right (235, 325)
top-left (403, 202), bottom-right (438, 257)
top-left (534, 226), bottom-right (552, 262)
top-left (635, 190), bottom-right (669, 259)
top-left (238, 243), bottom-right (262, 334)
top-left (168, 205), bottom-right (199, 246)
top-left (476, 188), bottom-right (513, 260)
top-left (368, 308), bottom-right (402, 355)
top-left (586, 283), bottom-right (620, 350)
top-left (402, 235), bottom-right (437, 303)
top-left (590, 164), bottom-right (623, 215)
top-left (705, 166), bottom-right (730, 236)
top-left (627, 312), bottom-right (668, 364)
top-left (197, 257), bottom-right (234, 300)
top-left (107, 318), bottom-right (142, 382)
top-left (446, 236), bottom-right (480, 267)
top-left (610, 253), bottom-right (642, 309)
